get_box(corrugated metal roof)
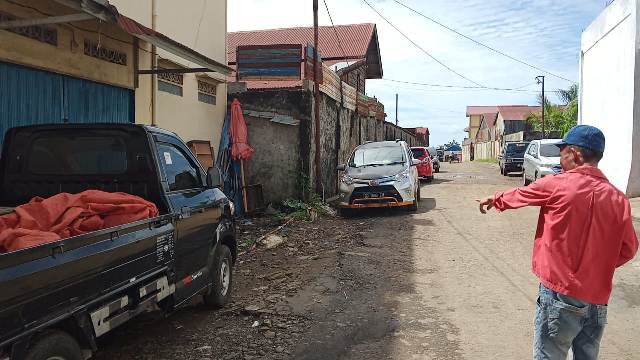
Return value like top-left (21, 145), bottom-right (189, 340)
top-left (228, 24), bottom-right (375, 63)
top-left (466, 106), bottom-right (499, 116)
top-left (228, 24), bottom-right (382, 78)
top-left (497, 105), bottom-right (541, 121)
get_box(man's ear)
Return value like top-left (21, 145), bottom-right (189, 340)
top-left (571, 147), bottom-right (583, 165)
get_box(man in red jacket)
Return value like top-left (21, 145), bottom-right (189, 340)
top-left (478, 125), bottom-right (638, 360)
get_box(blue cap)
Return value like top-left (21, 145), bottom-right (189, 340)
top-left (556, 125), bottom-right (605, 153)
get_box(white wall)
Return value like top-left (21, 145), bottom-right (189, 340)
top-left (580, 0), bottom-right (638, 196)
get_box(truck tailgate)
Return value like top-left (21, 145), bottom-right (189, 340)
top-left (0, 215), bottom-right (175, 345)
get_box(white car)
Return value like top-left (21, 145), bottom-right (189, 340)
top-left (336, 141), bottom-right (421, 215)
top-left (522, 139), bottom-right (563, 185)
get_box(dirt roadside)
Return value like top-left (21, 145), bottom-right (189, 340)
top-left (92, 161), bottom-right (640, 360)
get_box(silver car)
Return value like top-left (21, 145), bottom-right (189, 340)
top-left (522, 139), bottom-right (563, 185)
top-left (336, 141), bottom-right (422, 215)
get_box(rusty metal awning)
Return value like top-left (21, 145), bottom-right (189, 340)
top-left (53, 0), bottom-right (232, 75)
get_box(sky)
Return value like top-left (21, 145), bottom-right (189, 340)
top-left (228, 0), bottom-right (608, 146)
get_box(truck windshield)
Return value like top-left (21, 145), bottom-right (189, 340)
top-left (506, 143), bottom-right (528, 156)
top-left (540, 144), bottom-right (561, 157)
top-left (350, 145), bottom-right (405, 168)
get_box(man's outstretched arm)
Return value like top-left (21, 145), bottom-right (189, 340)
top-left (477, 176), bottom-right (555, 214)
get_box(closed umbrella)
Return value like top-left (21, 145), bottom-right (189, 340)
top-left (229, 99), bottom-right (254, 212)
top-left (230, 99), bottom-right (254, 161)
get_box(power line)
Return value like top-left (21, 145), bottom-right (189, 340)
top-left (391, 0), bottom-right (575, 83)
top-left (322, 0), bottom-right (351, 67)
top-left (362, 0), bottom-right (485, 88)
top-left (381, 78), bottom-right (543, 93)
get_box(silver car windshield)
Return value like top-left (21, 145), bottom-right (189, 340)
top-left (350, 146), bottom-right (405, 168)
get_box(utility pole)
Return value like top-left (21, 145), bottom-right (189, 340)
top-left (395, 93), bottom-right (399, 126)
top-left (536, 75), bottom-right (545, 139)
top-left (313, 0), bottom-right (322, 195)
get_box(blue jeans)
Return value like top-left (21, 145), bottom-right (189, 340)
top-left (534, 284), bottom-right (608, 360)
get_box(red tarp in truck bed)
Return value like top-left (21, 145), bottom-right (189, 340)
top-left (0, 190), bottom-right (159, 253)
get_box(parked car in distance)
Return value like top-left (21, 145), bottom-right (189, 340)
top-left (337, 141), bottom-right (421, 215)
top-left (499, 141), bottom-right (530, 176)
top-left (522, 139), bottom-right (563, 185)
top-left (437, 148), bottom-right (445, 162)
top-left (411, 147), bottom-right (434, 182)
top-left (426, 146), bottom-right (440, 173)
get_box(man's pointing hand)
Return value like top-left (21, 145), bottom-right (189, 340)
top-left (477, 197), bottom-right (495, 214)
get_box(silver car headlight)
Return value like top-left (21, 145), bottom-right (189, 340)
top-left (340, 173), bottom-right (354, 185)
top-left (394, 168), bottom-right (411, 182)
top-left (229, 201), bottom-right (235, 215)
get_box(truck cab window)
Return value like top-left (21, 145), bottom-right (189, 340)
top-left (157, 144), bottom-right (201, 191)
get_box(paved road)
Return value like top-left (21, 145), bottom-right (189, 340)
top-left (92, 161), bottom-right (640, 360)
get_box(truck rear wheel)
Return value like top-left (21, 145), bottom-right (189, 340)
top-left (203, 244), bottom-right (233, 309)
top-left (24, 331), bottom-right (83, 360)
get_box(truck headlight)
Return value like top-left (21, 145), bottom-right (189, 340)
top-left (340, 174), bottom-right (354, 185)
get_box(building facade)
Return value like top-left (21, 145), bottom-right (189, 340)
top-left (0, 0), bottom-right (230, 161)
top-left (109, 0), bottom-right (229, 152)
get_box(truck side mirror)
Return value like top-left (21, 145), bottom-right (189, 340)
top-left (206, 167), bottom-right (222, 188)
top-left (337, 164), bottom-right (346, 171)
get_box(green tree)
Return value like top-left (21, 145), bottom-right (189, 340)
top-left (526, 84), bottom-right (578, 137)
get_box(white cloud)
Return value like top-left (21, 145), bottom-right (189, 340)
top-left (229, 0), bottom-right (607, 145)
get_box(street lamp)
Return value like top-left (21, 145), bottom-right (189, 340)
top-left (536, 75), bottom-right (545, 139)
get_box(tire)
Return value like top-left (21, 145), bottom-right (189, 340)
top-left (500, 166), bottom-right (504, 175)
top-left (408, 187), bottom-right (419, 211)
top-left (203, 244), bottom-right (233, 309)
top-left (24, 331), bottom-right (83, 360)
top-left (426, 176), bottom-right (433, 183)
top-left (435, 167), bottom-right (440, 173)
top-left (339, 208), bottom-right (353, 217)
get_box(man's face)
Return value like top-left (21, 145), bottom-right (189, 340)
top-left (559, 145), bottom-right (580, 171)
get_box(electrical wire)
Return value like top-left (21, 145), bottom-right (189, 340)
top-left (322, 0), bottom-right (352, 68)
top-left (380, 78), bottom-right (543, 93)
top-left (391, 0), bottom-right (576, 83)
top-left (362, 0), bottom-right (485, 88)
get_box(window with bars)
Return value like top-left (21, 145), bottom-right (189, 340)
top-left (158, 71), bottom-right (184, 96)
top-left (197, 80), bottom-right (217, 105)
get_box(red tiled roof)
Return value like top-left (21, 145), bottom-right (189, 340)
top-left (228, 23), bottom-right (376, 64)
top-left (466, 106), bottom-right (499, 116)
top-left (497, 105), bottom-right (541, 121)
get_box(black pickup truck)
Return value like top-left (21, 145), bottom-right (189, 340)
top-left (0, 124), bottom-right (237, 360)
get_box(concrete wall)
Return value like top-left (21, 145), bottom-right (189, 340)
top-left (229, 90), bottom-right (312, 204)
top-left (580, 0), bottom-right (639, 196)
top-left (231, 88), bottom-right (420, 203)
top-left (0, 0), bottom-right (135, 89)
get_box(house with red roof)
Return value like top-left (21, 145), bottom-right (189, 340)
top-left (464, 105), bottom-right (541, 161)
top-left (227, 23), bottom-right (382, 93)
top-left (223, 23), bottom-right (423, 204)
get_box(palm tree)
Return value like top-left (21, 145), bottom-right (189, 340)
top-left (526, 84), bottom-right (578, 137)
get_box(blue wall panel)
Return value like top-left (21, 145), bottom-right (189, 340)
top-left (0, 61), bottom-right (133, 145)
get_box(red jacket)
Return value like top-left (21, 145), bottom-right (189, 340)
top-left (493, 165), bottom-right (638, 304)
